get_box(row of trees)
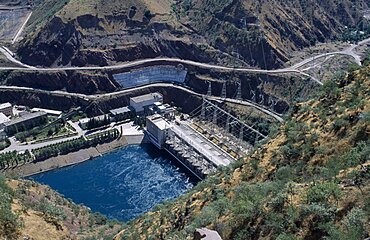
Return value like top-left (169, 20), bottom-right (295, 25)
top-left (0, 129), bottom-right (119, 169)
top-left (87, 115), bottom-right (111, 130)
top-left (0, 150), bottom-right (32, 170)
top-left (33, 129), bottom-right (119, 162)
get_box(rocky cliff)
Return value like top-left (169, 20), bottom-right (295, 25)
top-left (16, 0), bottom-right (369, 69)
top-left (5, 70), bottom-right (118, 94)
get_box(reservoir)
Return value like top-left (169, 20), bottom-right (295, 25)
top-left (29, 144), bottom-right (196, 222)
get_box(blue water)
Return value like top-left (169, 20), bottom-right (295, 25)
top-left (29, 144), bottom-right (196, 222)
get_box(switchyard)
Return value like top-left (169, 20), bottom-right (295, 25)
top-left (145, 97), bottom-right (268, 179)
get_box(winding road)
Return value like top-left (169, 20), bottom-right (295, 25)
top-left (0, 36), bottom-right (368, 126)
top-left (0, 52), bottom-right (316, 81)
top-left (0, 83), bottom-right (284, 122)
top-left (0, 36), bottom-right (369, 85)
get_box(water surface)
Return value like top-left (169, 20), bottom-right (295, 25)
top-left (29, 144), bottom-right (196, 221)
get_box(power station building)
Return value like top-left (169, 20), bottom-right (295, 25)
top-left (3, 111), bottom-right (47, 135)
top-left (146, 115), bottom-right (170, 149)
top-left (129, 92), bottom-right (163, 115)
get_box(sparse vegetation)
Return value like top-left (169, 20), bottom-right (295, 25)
top-left (1, 179), bottom-right (124, 239)
top-left (0, 177), bottom-right (22, 239)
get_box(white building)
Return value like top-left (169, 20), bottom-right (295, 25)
top-left (146, 115), bottom-right (171, 149)
top-left (0, 102), bottom-right (12, 116)
top-left (0, 112), bottom-right (10, 131)
top-left (78, 118), bottom-right (90, 130)
top-left (31, 108), bottom-right (62, 116)
top-left (130, 93), bottom-right (163, 114)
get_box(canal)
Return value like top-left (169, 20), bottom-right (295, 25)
top-left (29, 144), bottom-right (197, 222)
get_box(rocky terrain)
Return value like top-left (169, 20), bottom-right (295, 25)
top-left (0, 0), bottom-right (364, 114)
top-left (0, 0), bottom-right (366, 116)
top-left (16, 0), bottom-right (369, 69)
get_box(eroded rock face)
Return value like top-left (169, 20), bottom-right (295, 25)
top-left (17, 0), bottom-right (365, 70)
top-left (18, 17), bottom-right (82, 67)
top-left (0, 91), bottom-right (84, 111)
top-left (6, 71), bottom-right (118, 94)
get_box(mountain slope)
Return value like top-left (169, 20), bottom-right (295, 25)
top-left (16, 0), bottom-right (369, 68)
top-left (0, 178), bottom-right (123, 239)
top-left (115, 65), bottom-right (370, 239)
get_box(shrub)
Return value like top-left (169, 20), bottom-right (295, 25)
top-left (0, 177), bottom-right (22, 239)
top-left (306, 182), bottom-right (341, 205)
top-left (325, 208), bottom-right (368, 240)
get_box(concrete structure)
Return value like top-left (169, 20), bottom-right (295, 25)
top-left (130, 92), bottom-right (163, 114)
top-left (31, 107), bottom-right (62, 116)
top-left (113, 65), bottom-right (187, 89)
top-left (170, 123), bottom-right (234, 167)
top-left (3, 111), bottom-right (47, 135)
top-left (146, 115), bottom-right (170, 149)
top-left (0, 112), bottom-right (10, 129)
top-left (78, 114), bottom-right (110, 130)
top-left (0, 102), bottom-right (12, 116)
top-left (78, 118), bottom-right (90, 130)
top-left (109, 106), bottom-right (133, 121)
top-left (146, 115), bottom-right (235, 179)
top-left (194, 228), bottom-right (222, 240)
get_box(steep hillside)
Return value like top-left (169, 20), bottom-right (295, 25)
top-left (16, 0), bottom-right (369, 68)
top-left (114, 65), bottom-right (370, 239)
top-left (0, 177), bottom-right (123, 239)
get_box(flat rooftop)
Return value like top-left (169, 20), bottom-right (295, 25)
top-left (0, 112), bottom-right (10, 124)
top-left (0, 102), bottom-right (11, 109)
top-left (171, 123), bottom-right (235, 167)
top-left (130, 93), bottom-right (162, 104)
top-left (31, 108), bottom-right (62, 116)
top-left (3, 111), bottom-right (47, 127)
top-left (147, 115), bottom-right (170, 131)
top-left (110, 106), bottom-right (131, 115)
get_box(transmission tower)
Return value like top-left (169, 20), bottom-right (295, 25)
top-left (221, 81), bottom-right (227, 98)
top-left (207, 81), bottom-right (212, 96)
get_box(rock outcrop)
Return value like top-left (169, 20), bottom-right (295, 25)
top-left (17, 0), bottom-right (367, 69)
